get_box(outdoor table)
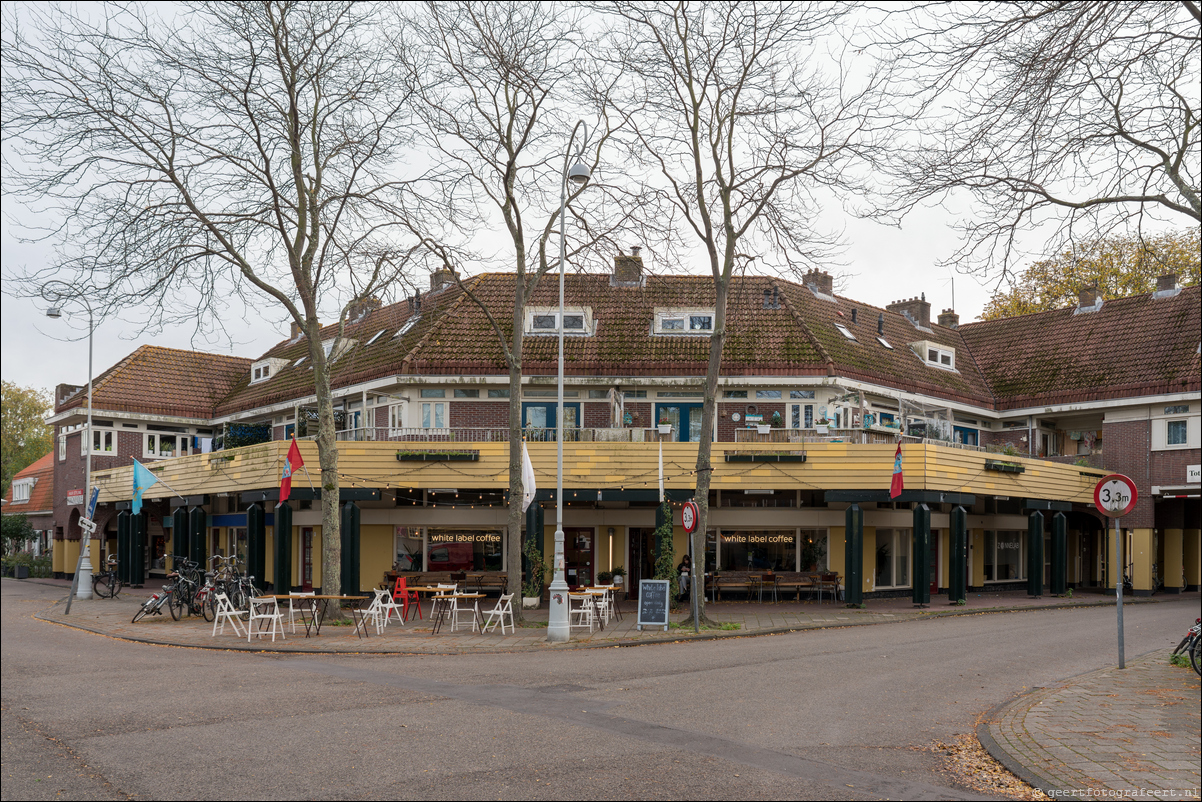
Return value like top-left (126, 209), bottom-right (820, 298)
top-left (429, 593), bottom-right (485, 635)
top-left (464, 573), bottom-right (486, 594)
top-left (258, 594), bottom-right (369, 638)
top-left (405, 586), bottom-right (458, 621)
top-left (582, 585), bottom-right (622, 622)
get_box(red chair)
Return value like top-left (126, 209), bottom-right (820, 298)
top-left (394, 576), bottom-right (422, 621)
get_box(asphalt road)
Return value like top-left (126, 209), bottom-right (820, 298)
top-left (2, 580), bottom-right (1194, 801)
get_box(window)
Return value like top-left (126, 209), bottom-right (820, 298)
top-left (91, 429), bottom-right (116, 454)
top-left (563, 315), bottom-right (584, 330)
top-left (11, 479), bottom-right (33, 503)
top-left (655, 308), bottom-right (715, 335)
top-left (145, 433), bottom-right (187, 459)
top-left (724, 390), bottom-right (748, 399)
top-left (984, 531), bottom-right (1024, 582)
top-left (624, 390), bottom-right (647, 398)
top-left (926, 346), bottom-right (954, 369)
top-left (421, 389), bottom-right (445, 398)
top-left (877, 336), bottom-right (893, 349)
top-left (1165, 404), bottom-right (1189, 414)
top-left (394, 318), bottom-right (419, 338)
top-left (453, 389), bottom-right (480, 398)
top-left (525, 307), bottom-right (593, 335)
top-left (718, 530), bottom-right (797, 571)
top-left (834, 323), bottom-right (857, 341)
top-left (1167, 420), bottom-right (1188, 446)
top-left (790, 403), bottom-right (814, 429)
top-left (389, 403), bottom-right (406, 435)
top-left (421, 403), bottom-right (446, 429)
top-left (294, 356), bottom-right (307, 367)
top-left (487, 389), bottom-right (510, 399)
top-left (588, 390), bottom-right (610, 399)
top-left (532, 314), bottom-right (556, 330)
top-left (59, 435), bottom-right (66, 462)
top-left (659, 391), bottom-right (704, 398)
top-left (789, 390), bottom-right (815, 399)
top-left (366, 329), bottom-right (386, 346)
top-left (874, 529), bottom-right (911, 589)
top-left (756, 390), bottom-right (781, 399)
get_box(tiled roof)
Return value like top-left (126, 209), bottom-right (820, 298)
top-left (3, 452), bottom-right (55, 512)
top-left (57, 345), bottom-right (252, 419)
top-left (959, 286), bottom-right (1201, 409)
top-left (215, 272), bottom-right (1000, 411)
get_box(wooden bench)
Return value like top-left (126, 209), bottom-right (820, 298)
top-left (707, 571), bottom-right (839, 602)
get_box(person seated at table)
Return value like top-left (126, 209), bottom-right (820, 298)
top-left (676, 554), bottom-right (692, 601)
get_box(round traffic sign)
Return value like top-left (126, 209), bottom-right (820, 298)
top-left (1094, 474), bottom-right (1138, 517)
top-left (681, 501), bottom-right (699, 533)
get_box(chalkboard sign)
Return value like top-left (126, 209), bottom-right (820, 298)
top-left (637, 579), bottom-right (670, 631)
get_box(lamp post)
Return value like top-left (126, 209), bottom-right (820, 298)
top-left (46, 293), bottom-right (96, 602)
top-left (547, 120), bottom-right (591, 643)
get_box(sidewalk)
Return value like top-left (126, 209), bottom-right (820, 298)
top-left (14, 575), bottom-right (1196, 655)
top-left (980, 649), bottom-right (1201, 800)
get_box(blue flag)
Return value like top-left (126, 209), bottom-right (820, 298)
top-left (131, 459), bottom-right (159, 514)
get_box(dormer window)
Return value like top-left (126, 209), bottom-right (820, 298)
top-left (911, 340), bottom-right (956, 370)
top-left (321, 338), bottom-right (355, 362)
top-left (525, 307), bottom-right (594, 335)
top-left (251, 357), bottom-right (290, 384)
top-left (655, 308), bottom-right (714, 334)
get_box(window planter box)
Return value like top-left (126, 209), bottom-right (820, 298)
top-left (984, 459), bottom-right (1024, 474)
top-left (396, 451), bottom-right (479, 462)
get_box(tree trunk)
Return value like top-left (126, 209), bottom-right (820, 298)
top-left (505, 278), bottom-right (526, 622)
top-left (308, 318), bottom-right (342, 616)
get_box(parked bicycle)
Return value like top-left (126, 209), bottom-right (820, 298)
top-left (1171, 617), bottom-right (1201, 677)
top-left (92, 557), bottom-right (122, 599)
top-left (167, 556), bottom-right (203, 620)
top-left (132, 573), bottom-right (181, 623)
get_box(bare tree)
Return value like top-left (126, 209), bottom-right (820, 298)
top-left (394, 1), bottom-right (663, 618)
top-left (2, 2), bottom-right (422, 599)
top-left (607, 2), bottom-right (889, 625)
top-left (880, 0), bottom-right (1200, 281)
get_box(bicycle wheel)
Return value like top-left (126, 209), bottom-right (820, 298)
top-left (1190, 637), bottom-right (1201, 678)
top-left (201, 591), bottom-right (216, 622)
top-left (93, 575), bottom-right (114, 599)
top-left (132, 600), bottom-right (152, 623)
top-left (168, 588), bottom-right (186, 620)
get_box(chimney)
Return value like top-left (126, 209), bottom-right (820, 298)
top-left (886, 295), bottom-right (931, 328)
top-left (1156, 273), bottom-right (1178, 293)
top-left (1078, 286), bottom-right (1098, 308)
top-left (802, 269), bottom-right (833, 297)
top-left (937, 308), bottom-right (960, 329)
top-left (348, 296), bottom-right (382, 321)
top-left (877, 313), bottom-right (884, 335)
top-left (613, 248), bottom-right (644, 284)
top-left (430, 267), bottom-right (457, 291)
top-left (290, 321), bottom-right (302, 339)
top-left (850, 308), bottom-right (858, 324)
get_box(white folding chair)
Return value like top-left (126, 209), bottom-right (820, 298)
top-left (211, 592), bottom-right (245, 637)
top-left (482, 593), bottom-right (515, 635)
top-left (569, 593), bottom-right (596, 633)
top-left (287, 591), bottom-right (316, 633)
top-left (591, 590), bottom-right (611, 625)
top-left (373, 588), bottom-right (405, 627)
top-left (433, 583), bottom-right (458, 624)
top-left (450, 595), bottom-right (480, 633)
top-left (248, 596), bottom-right (285, 642)
top-left (362, 594), bottom-right (387, 635)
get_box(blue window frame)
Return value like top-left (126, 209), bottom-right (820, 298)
top-left (655, 403), bottom-right (706, 442)
top-left (522, 402), bottom-right (581, 441)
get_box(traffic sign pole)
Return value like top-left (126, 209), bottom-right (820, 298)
top-left (1095, 474), bottom-right (1138, 670)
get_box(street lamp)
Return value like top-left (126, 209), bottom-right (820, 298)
top-left (547, 121), bottom-right (591, 643)
top-left (46, 292), bottom-right (95, 601)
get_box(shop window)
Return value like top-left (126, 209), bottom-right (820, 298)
top-left (719, 530), bottom-right (797, 571)
top-left (984, 530), bottom-right (1024, 582)
top-left (874, 529), bottom-right (911, 589)
top-left (427, 529), bottom-right (504, 571)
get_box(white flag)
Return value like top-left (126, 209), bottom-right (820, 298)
top-left (521, 441), bottom-right (537, 512)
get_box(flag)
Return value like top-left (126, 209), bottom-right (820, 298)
top-left (280, 438), bottom-right (304, 504)
top-left (889, 444), bottom-right (904, 499)
top-left (521, 441), bottom-right (537, 512)
top-left (131, 459), bottom-right (159, 514)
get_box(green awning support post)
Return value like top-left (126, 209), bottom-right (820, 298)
top-left (189, 506), bottom-right (206, 567)
top-left (1050, 511), bottom-right (1068, 596)
top-left (116, 510), bottom-right (130, 584)
top-left (912, 503), bottom-right (931, 606)
top-left (171, 507), bottom-right (188, 569)
top-left (131, 512), bottom-right (146, 586)
top-left (341, 501), bottom-right (361, 596)
top-left (247, 503), bottom-right (266, 592)
top-left (1028, 510), bottom-right (1045, 597)
top-left (949, 505), bottom-right (968, 604)
top-left (273, 502), bottom-right (292, 594)
top-left (844, 503), bottom-right (863, 606)
top-left (525, 502), bottom-right (544, 571)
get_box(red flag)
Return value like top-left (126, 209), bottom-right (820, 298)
top-left (280, 438), bottom-right (304, 504)
top-left (889, 444), bottom-right (904, 499)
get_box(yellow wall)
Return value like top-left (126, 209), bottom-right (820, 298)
top-left (862, 526), bottom-right (875, 594)
top-left (1131, 528), bottom-right (1154, 592)
top-left (829, 526), bottom-right (846, 578)
top-left (264, 527), bottom-right (275, 584)
top-left (60, 539), bottom-right (80, 575)
top-left (938, 529), bottom-right (949, 589)
top-left (52, 539), bottom-right (66, 573)
top-left (1162, 529), bottom-right (1183, 591)
top-left (970, 529), bottom-right (985, 586)
top-left (1184, 528), bottom-right (1201, 588)
top-left (360, 524), bottom-right (393, 593)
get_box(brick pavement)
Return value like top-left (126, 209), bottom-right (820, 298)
top-left (981, 650), bottom-right (1201, 801)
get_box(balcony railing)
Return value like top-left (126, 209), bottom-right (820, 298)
top-left (323, 426), bottom-right (673, 443)
top-left (735, 427), bottom-right (902, 445)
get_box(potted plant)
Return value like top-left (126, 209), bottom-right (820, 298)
top-left (771, 410), bottom-right (782, 428)
top-left (610, 565), bottom-right (625, 589)
top-left (598, 570), bottom-right (613, 585)
top-left (657, 413), bottom-right (672, 434)
top-left (815, 417), bottom-right (830, 434)
top-left (522, 539), bottom-right (548, 609)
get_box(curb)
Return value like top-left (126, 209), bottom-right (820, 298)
top-left (974, 648), bottom-right (1167, 797)
top-left (31, 595), bottom-right (1184, 656)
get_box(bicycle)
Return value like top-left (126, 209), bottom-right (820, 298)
top-left (132, 575), bottom-right (180, 623)
top-left (167, 556), bottom-right (202, 620)
top-left (92, 557), bottom-right (123, 599)
top-left (1171, 617), bottom-right (1201, 677)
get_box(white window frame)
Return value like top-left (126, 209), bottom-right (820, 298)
top-left (525, 306), bottom-right (594, 336)
top-left (11, 478), bottom-right (34, 503)
top-left (654, 308), bottom-right (715, 335)
top-left (89, 428), bottom-right (116, 455)
top-left (144, 433), bottom-right (188, 460)
top-left (388, 403), bottom-right (406, 436)
top-left (421, 402), bottom-right (447, 429)
top-left (59, 435), bottom-right (66, 462)
top-left (1166, 419), bottom-right (1189, 447)
top-left (834, 323), bottom-right (857, 341)
top-left (873, 528), bottom-right (912, 590)
top-left (983, 530), bottom-right (1026, 583)
top-left (790, 403), bottom-right (815, 430)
